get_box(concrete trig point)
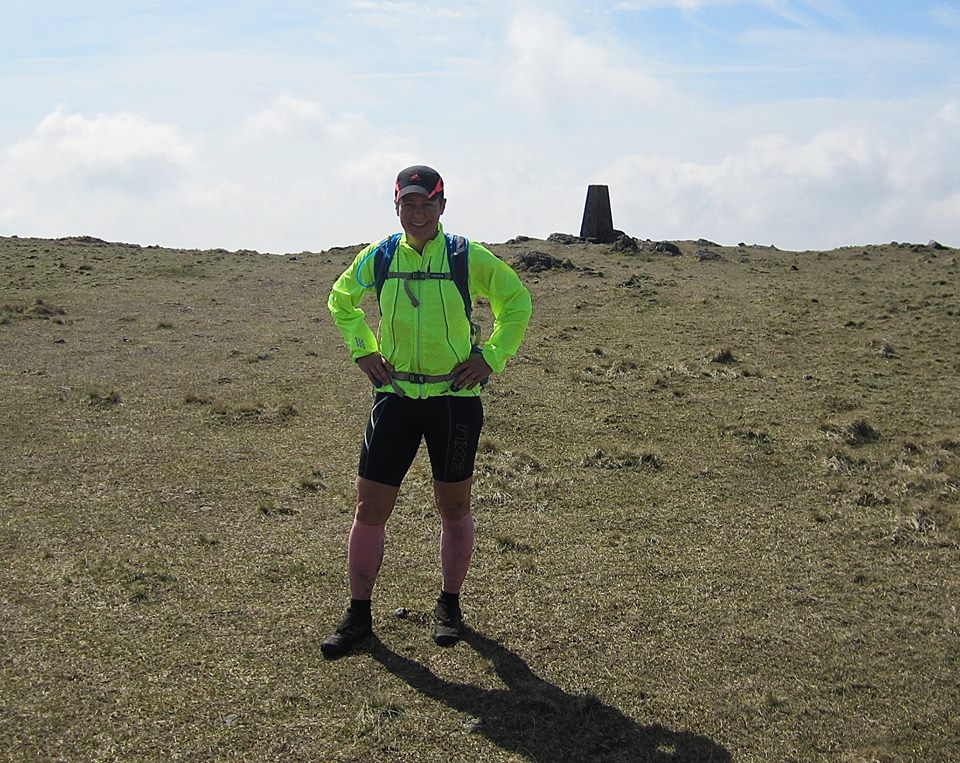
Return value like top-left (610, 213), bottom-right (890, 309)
top-left (580, 184), bottom-right (616, 243)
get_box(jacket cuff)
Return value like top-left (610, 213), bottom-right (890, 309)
top-left (481, 346), bottom-right (507, 374)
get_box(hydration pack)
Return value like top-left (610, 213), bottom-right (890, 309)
top-left (357, 232), bottom-right (471, 320)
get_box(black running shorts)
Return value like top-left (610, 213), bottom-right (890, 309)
top-left (358, 392), bottom-right (484, 487)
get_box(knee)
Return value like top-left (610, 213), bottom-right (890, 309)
top-left (355, 507), bottom-right (384, 525)
top-left (438, 499), bottom-right (471, 522)
top-left (355, 498), bottom-right (392, 525)
top-left (434, 478), bottom-right (473, 521)
top-left (355, 478), bottom-right (397, 525)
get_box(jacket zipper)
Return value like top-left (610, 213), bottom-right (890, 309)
top-left (414, 244), bottom-right (424, 384)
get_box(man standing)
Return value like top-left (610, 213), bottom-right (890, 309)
top-left (323, 165), bottom-right (532, 658)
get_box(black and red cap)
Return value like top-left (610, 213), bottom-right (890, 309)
top-left (395, 165), bottom-right (444, 203)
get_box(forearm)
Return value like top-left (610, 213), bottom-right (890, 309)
top-left (483, 292), bottom-right (532, 372)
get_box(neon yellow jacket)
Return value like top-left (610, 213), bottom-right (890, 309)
top-left (328, 224), bottom-right (532, 398)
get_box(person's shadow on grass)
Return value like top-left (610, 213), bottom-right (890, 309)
top-left (367, 628), bottom-right (730, 762)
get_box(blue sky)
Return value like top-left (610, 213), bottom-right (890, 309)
top-left (1, 1), bottom-right (958, 251)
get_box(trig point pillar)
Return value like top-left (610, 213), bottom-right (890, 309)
top-left (580, 185), bottom-right (615, 243)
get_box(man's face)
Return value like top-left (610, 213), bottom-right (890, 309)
top-left (397, 193), bottom-right (446, 243)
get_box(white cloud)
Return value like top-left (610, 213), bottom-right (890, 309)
top-left (224, 95), bottom-right (422, 248)
top-left (600, 107), bottom-right (960, 248)
top-left (504, 9), bottom-right (664, 111)
top-left (4, 94), bottom-right (958, 253)
top-left (0, 108), bottom-right (202, 243)
top-left (4, 108), bottom-right (195, 190)
top-left (238, 95), bottom-right (371, 143)
top-left (0, 101), bottom-right (418, 250)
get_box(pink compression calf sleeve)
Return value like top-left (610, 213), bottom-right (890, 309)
top-left (348, 520), bottom-right (386, 600)
top-left (440, 513), bottom-right (475, 594)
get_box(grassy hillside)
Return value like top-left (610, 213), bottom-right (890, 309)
top-left (1, 233), bottom-right (957, 762)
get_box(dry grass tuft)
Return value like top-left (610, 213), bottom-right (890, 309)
top-left (477, 437), bottom-right (500, 454)
top-left (355, 691), bottom-right (405, 740)
top-left (823, 418), bottom-right (881, 447)
top-left (738, 428), bottom-right (770, 443)
top-left (87, 388), bottom-right (122, 407)
top-left (582, 446), bottom-right (663, 471)
top-left (206, 399), bottom-right (298, 424)
top-left (711, 347), bottom-right (736, 364)
top-left (2, 298), bottom-right (67, 324)
top-left (493, 534), bottom-right (535, 553)
top-left (606, 360), bottom-right (639, 377)
top-left (823, 394), bottom-right (861, 413)
top-left (872, 338), bottom-right (896, 357)
top-left (259, 500), bottom-right (299, 517)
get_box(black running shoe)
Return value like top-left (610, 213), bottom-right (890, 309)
top-left (321, 607), bottom-right (373, 659)
top-left (434, 595), bottom-right (463, 647)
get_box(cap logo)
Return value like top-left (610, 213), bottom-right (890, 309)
top-left (395, 165), bottom-right (443, 202)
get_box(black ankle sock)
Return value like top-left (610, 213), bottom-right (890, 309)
top-left (439, 590), bottom-right (459, 603)
top-left (350, 598), bottom-right (372, 614)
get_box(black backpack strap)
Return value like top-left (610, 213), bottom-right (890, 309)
top-left (373, 233), bottom-right (403, 302)
top-left (445, 233), bottom-right (471, 320)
